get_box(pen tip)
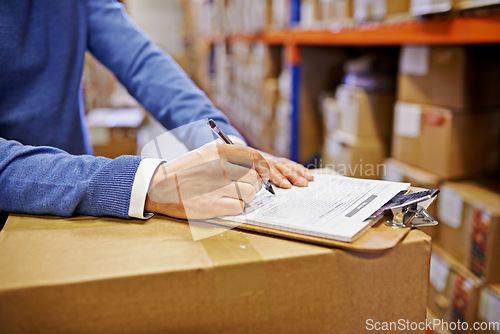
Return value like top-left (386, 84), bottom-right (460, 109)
top-left (267, 184), bottom-right (275, 195)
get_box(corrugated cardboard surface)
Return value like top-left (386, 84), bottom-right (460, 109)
top-left (428, 245), bottom-right (483, 331)
top-left (392, 103), bottom-right (500, 178)
top-left (335, 84), bottom-right (395, 138)
top-left (477, 284), bottom-right (500, 334)
top-left (398, 45), bottom-right (500, 109)
top-left (324, 131), bottom-right (389, 179)
top-left (429, 246), bottom-right (482, 333)
top-left (437, 181), bottom-right (500, 284)
top-left (0, 214), bottom-right (431, 334)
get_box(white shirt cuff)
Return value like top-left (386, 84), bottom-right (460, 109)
top-left (129, 158), bottom-right (166, 219)
top-left (211, 135), bottom-right (247, 146)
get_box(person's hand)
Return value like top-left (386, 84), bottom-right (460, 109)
top-left (257, 150), bottom-right (314, 189)
top-left (144, 143), bottom-right (270, 219)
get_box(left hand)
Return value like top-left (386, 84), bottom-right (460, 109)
top-left (257, 150), bottom-right (314, 189)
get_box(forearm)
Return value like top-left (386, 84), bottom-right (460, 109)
top-left (0, 138), bottom-right (142, 218)
top-left (86, 0), bottom-right (244, 149)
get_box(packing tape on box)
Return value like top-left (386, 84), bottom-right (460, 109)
top-left (199, 227), bottom-right (268, 300)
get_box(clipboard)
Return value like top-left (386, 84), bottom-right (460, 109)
top-left (208, 186), bottom-right (438, 252)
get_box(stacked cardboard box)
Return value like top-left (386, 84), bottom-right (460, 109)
top-left (436, 181), bottom-right (500, 284)
top-left (301, 0), bottom-right (414, 27)
top-left (322, 54), bottom-right (396, 178)
top-left (393, 45), bottom-right (500, 180)
top-left (211, 42), bottom-right (281, 152)
top-left (186, 0), bottom-right (275, 34)
top-left (477, 284), bottom-right (500, 334)
top-left (410, 0), bottom-right (458, 16)
top-left (0, 214), bottom-right (432, 333)
top-left (353, 0), bottom-right (411, 22)
top-left (392, 45), bottom-right (500, 328)
top-left (428, 245), bottom-right (483, 331)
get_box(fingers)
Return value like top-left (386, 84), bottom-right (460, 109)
top-left (213, 197), bottom-right (245, 216)
top-left (214, 182), bottom-right (257, 204)
top-left (269, 166), bottom-right (292, 189)
top-left (215, 144), bottom-right (270, 182)
top-left (224, 163), bottom-right (263, 193)
top-left (208, 182), bottom-right (256, 216)
top-left (270, 158), bottom-right (314, 188)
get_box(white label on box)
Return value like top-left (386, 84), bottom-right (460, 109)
top-left (430, 253), bottom-right (449, 292)
top-left (88, 127), bottom-right (110, 146)
top-left (384, 162), bottom-right (404, 182)
top-left (438, 186), bottom-right (464, 228)
top-left (354, 0), bottom-right (385, 21)
top-left (300, 3), bottom-right (315, 28)
top-left (400, 45), bottom-right (430, 76)
top-left (337, 86), bottom-right (360, 135)
top-left (479, 288), bottom-right (500, 325)
top-left (394, 102), bottom-right (421, 138)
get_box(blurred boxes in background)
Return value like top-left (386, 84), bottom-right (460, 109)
top-left (322, 52), bottom-right (397, 178)
top-left (324, 132), bottom-right (388, 178)
top-left (335, 84), bottom-right (394, 138)
top-left (478, 284), bottom-right (500, 334)
top-left (211, 42), bottom-right (281, 153)
top-left (86, 108), bottom-right (145, 158)
top-left (353, 0), bottom-right (411, 22)
top-left (398, 45), bottom-right (500, 109)
top-left (428, 245), bottom-right (483, 329)
top-left (392, 102), bottom-right (500, 179)
top-left (410, 0), bottom-right (458, 16)
top-left (437, 181), bottom-right (500, 284)
top-left (458, 0), bottom-right (500, 10)
top-left (320, 0), bottom-right (354, 24)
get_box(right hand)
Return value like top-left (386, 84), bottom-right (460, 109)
top-left (144, 143), bottom-right (270, 219)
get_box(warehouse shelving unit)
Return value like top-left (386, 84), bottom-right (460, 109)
top-left (204, 15), bottom-right (500, 45)
top-left (188, 15), bottom-right (500, 162)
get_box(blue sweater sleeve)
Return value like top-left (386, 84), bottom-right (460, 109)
top-left (86, 0), bottom-right (245, 149)
top-left (0, 138), bottom-right (142, 218)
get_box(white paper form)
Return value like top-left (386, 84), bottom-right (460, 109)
top-left (223, 174), bottom-right (410, 242)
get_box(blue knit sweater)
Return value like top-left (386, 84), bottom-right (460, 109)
top-left (0, 0), bottom-right (241, 218)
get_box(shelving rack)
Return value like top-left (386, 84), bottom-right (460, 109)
top-left (187, 15), bottom-right (500, 162)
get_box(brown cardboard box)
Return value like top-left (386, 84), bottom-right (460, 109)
top-left (410, 0), bottom-right (459, 16)
top-left (86, 108), bottom-right (145, 158)
top-left (319, 0), bottom-right (354, 23)
top-left (384, 158), bottom-right (442, 238)
top-left (477, 284), bottom-right (500, 334)
top-left (336, 84), bottom-right (395, 138)
top-left (391, 102), bottom-right (500, 178)
top-left (458, 0), bottom-right (500, 10)
top-left (427, 309), bottom-right (453, 334)
top-left (354, 0), bottom-right (411, 21)
top-left (300, 0), bottom-right (320, 27)
top-left (437, 181), bottom-right (500, 284)
top-left (324, 131), bottom-right (389, 178)
top-left (0, 214), bottom-right (431, 334)
top-left (428, 245), bottom-right (483, 331)
top-left (398, 45), bottom-right (500, 109)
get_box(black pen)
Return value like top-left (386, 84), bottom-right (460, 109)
top-left (208, 119), bottom-right (275, 196)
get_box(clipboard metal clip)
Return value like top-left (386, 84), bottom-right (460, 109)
top-left (383, 189), bottom-right (440, 229)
